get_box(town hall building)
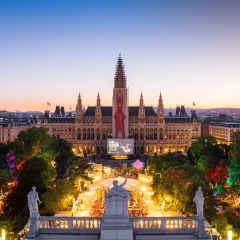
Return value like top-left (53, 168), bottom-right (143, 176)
top-left (42, 55), bottom-right (201, 160)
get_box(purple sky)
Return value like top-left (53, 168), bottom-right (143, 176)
top-left (1, 0), bottom-right (240, 111)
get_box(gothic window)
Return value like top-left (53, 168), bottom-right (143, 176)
top-left (83, 129), bottom-right (86, 140)
top-left (77, 128), bottom-right (81, 140)
top-left (146, 129), bottom-right (149, 140)
top-left (140, 129), bottom-right (144, 140)
top-left (141, 146), bottom-right (144, 154)
top-left (87, 128), bottom-right (90, 140)
top-left (91, 129), bottom-right (94, 140)
top-left (97, 129), bottom-right (100, 140)
top-left (134, 132), bottom-right (138, 140)
top-left (154, 128), bottom-right (157, 140)
top-left (159, 128), bottom-right (163, 140)
top-left (97, 146), bottom-right (100, 154)
top-left (150, 129), bottom-right (153, 140)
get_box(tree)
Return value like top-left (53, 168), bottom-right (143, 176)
top-left (151, 163), bottom-right (211, 216)
top-left (18, 156), bottom-right (56, 192)
top-left (0, 168), bottom-right (11, 189)
top-left (42, 179), bottom-right (74, 214)
top-left (147, 153), bottom-right (180, 178)
top-left (0, 144), bottom-right (13, 189)
top-left (188, 136), bottom-right (219, 161)
top-left (211, 214), bottom-right (230, 237)
top-left (227, 160), bottom-right (240, 191)
top-left (55, 138), bottom-right (74, 178)
top-left (208, 160), bottom-right (228, 186)
top-left (230, 132), bottom-right (240, 163)
top-left (8, 127), bottom-right (57, 170)
top-left (227, 132), bottom-right (240, 192)
top-left (68, 157), bottom-right (91, 182)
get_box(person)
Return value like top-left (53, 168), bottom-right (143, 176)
top-left (27, 186), bottom-right (41, 217)
top-left (193, 186), bottom-right (204, 217)
top-left (120, 143), bottom-right (131, 154)
top-left (108, 175), bottom-right (132, 199)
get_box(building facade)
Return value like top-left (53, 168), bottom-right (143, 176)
top-left (42, 55), bottom-right (201, 159)
top-left (209, 122), bottom-right (240, 144)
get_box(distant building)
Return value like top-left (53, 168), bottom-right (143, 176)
top-left (209, 122), bottom-right (240, 144)
top-left (199, 114), bottom-right (234, 136)
top-left (0, 116), bottom-right (39, 143)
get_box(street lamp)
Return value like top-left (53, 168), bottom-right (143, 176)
top-left (228, 230), bottom-right (232, 240)
top-left (2, 229), bottom-right (6, 240)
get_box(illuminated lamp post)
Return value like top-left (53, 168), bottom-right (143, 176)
top-left (2, 229), bottom-right (6, 240)
top-left (228, 230), bottom-right (232, 240)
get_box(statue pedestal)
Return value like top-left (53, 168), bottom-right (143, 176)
top-left (100, 195), bottom-right (133, 240)
top-left (195, 217), bottom-right (211, 239)
top-left (101, 215), bottom-right (133, 240)
top-left (24, 216), bottom-right (39, 240)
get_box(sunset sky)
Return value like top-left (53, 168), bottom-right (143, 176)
top-left (1, 0), bottom-right (240, 111)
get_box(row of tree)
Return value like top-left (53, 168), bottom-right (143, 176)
top-left (148, 133), bottom-right (240, 237)
top-left (0, 127), bottom-right (91, 232)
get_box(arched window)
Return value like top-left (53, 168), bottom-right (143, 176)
top-left (150, 129), bottom-right (153, 140)
top-left (87, 128), bottom-right (90, 140)
top-left (146, 129), bottom-right (149, 140)
top-left (140, 129), bottom-right (144, 140)
top-left (77, 128), bottom-right (81, 140)
top-left (134, 132), bottom-right (138, 140)
top-left (91, 128), bottom-right (94, 140)
top-left (83, 129), bottom-right (86, 140)
top-left (154, 128), bottom-right (158, 140)
top-left (97, 146), bottom-right (100, 154)
top-left (159, 128), bottom-right (163, 140)
top-left (97, 129), bottom-right (100, 140)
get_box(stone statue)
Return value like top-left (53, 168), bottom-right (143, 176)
top-left (108, 175), bottom-right (132, 200)
top-left (193, 186), bottom-right (204, 217)
top-left (27, 186), bottom-right (41, 217)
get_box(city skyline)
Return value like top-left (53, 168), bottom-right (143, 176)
top-left (1, 0), bottom-right (240, 111)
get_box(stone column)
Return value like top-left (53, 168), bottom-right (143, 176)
top-left (195, 217), bottom-right (210, 239)
top-left (24, 216), bottom-right (39, 240)
top-left (100, 195), bottom-right (133, 240)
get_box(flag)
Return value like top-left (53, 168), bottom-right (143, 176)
top-left (47, 102), bottom-right (51, 106)
top-left (193, 102), bottom-right (196, 106)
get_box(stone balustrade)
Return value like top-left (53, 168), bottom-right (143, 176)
top-left (132, 217), bottom-right (196, 235)
top-left (25, 216), bottom-right (209, 239)
top-left (38, 216), bottom-right (101, 234)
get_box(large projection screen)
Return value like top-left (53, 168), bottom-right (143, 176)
top-left (107, 138), bottom-right (134, 155)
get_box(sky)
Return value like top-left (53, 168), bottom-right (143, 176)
top-left (1, 0), bottom-right (240, 111)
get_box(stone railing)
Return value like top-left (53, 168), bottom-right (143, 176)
top-left (38, 216), bottom-right (101, 234)
top-left (26, 216), bottom-right (209, 239)
top-left (132, 217), bottom-right (196, 235)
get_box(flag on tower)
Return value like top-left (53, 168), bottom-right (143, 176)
top-left (47, 102), bottom-right (51, 106)
top-left (193, 102), bottom-right (196, 106)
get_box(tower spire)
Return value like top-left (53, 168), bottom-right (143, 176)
top-left (138, 92), bottom-right (145, 117)
top-left (76, 92), bottom-right (83, 117)
top-left (114, 54), bottom-right (127, 88)
top-left (95, 92), bottom-right (102, 117)
top-left (77, 92), bottom-right (82, 106)
top-left (157, 91), bottom-right (165, 123)
top-left (96, 92), bottom-right (101, 106)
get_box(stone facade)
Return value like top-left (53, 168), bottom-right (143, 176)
top-left (42, 55), bottom-right (201, 159)
top-left (1, 55), bottom-right (201, 157)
